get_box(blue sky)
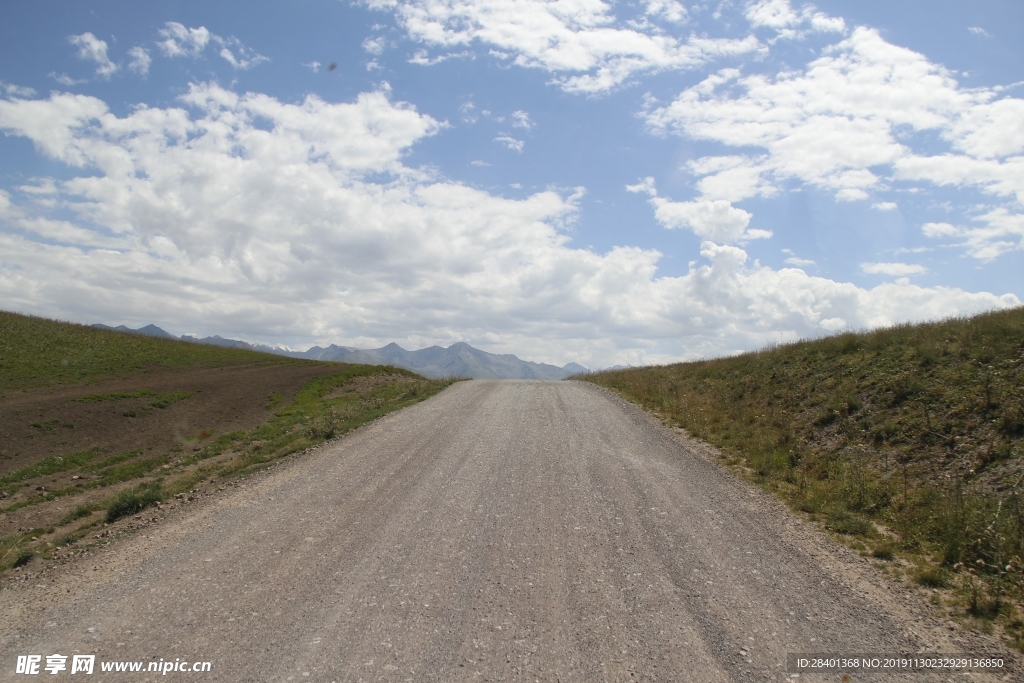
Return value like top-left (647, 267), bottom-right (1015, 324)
top-left (1, 1), bottom-right (1022, 368)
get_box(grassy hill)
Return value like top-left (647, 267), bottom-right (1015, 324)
top-left (0, 311), bottom-right (457, 575)
top-left (583, 307), bottom-right (1024, 642)
top-left (0, 310), bottom-right (309, 391)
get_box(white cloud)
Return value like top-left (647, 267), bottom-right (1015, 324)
top-left (861, 262), bottom-right (927, 277)
top-left (459, 101), bottom-right (478, 123)
top-left (0, 84), bottom-right (1017, 368)
top-left (511, 110), bottom-right (533, 130)
top-left (784, 256), bottom-right (815, 267)
top-left (127, 47), bottom-right (152, 75)
top-left (154, 22), bottom-right (267, 70)
top-left (408, 49), bottom-right (471, 65)
top-left (470, 160), bottom-right (491, 167)
top-left (872, 201), bottom-right (898, 211)
top-left (494, 135), bottom-right (524, 152)
top-left (365, 0), bottom-right (762, 93)
top-left (644, 0), bottom-right (689, 24)
top-left (363, 36), bottom-right (387, 55)
top-left (835, 188), bottom-right (868, 202)
top-left (69, 33), bottom-right (119, 78)
top-left (744, 0), bottom-right (845, 39)
top-left (157, 22), bottom-right (211, 57)
top-left (627, 176), bottom-right (769, 243)
top-left (968, 27), bottom-right (990, 38)
top-left (2, 82), bottom-right (36, 98)
top-left (49, 73), bottom-right (87, 86)
top-left (921, 210), bottom-right (1024, 261)
top-left (644, 27), bottom-right (1024, 260)
top-left (304, 61), bottom-right (322, 72)
top-left (215, 36), bottom-right (269, 70)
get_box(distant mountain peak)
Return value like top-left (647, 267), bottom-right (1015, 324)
top-left (91, 322), bottom-right (588, 380)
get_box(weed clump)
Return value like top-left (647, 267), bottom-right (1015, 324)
top-left (59, 504), bottom-right (94, 525)
top-left (871, 544), bottom-right (895, 561)
top-left (915, 566), bottom-right (950, 588)
top-left (105, 485), bottom-right (162, 523)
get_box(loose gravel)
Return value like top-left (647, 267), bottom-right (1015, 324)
top-left (1, 380), bottom-right (1017, 681)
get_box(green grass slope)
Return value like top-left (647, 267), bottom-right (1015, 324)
top-left (0, 310), bottom-right (304, 390)
top-left (584, 307), bottom-right (1024, 637)
top-left (0, 311), bottom-right (460, 575)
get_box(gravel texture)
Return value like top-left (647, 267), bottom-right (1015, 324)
top-left (1, 380), bottom-right (1017, 682)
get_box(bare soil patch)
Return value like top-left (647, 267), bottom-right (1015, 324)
top-left (0, 363), bottom-right (340, 537)
top-left (0, 362), bottom-right (339, 478)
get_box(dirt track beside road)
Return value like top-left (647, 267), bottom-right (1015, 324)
top-left (1, 380), bottom-right (1015, 681)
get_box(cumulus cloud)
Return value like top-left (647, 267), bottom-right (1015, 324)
top-left (644, 0), bottom-right (689, 24)
top-left (155, 22), bottom-right (266, 69)
top-left (2, 82), bottom-right (36, 98)
top-left (922, 210), bottom-right (1024, 261)
top-left (511, 110), bottom-right (533, 130)
top-left (217, 37), bottom-right (269, 70)
top-left (744, 0), bottom-right (846, 39)
top-left (364, 0), bottom-right (762, 93)
top-left (861, 262), bottom-right (927, 277)
top-left (363, 36), bottom-right (387, 55)
top-left (69, 32), bottom-right (119, 78)
top-left (494, 135), bottom-right (525, 152)
top-left (0, 85), bottom-right (1017, 367)
top-left (644, 27), bottom-right (1024, 259)
top-left (49, 73), bottom-right (87, 86)
top-left (872, 201), bottom-right (898, 211)
top-left (127, 47), bottom-right (152, 75)
top-left (408, 49), bottom-right (471, 65)
top-left (627, 177), bottom-right (769, 243)
top-left (157, 22), bottom-right (211, 57)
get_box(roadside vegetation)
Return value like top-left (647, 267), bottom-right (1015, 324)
top-left (0, 311), bottom-right (459, 576)
top-left (582, 306), bottom-right (1024, 648)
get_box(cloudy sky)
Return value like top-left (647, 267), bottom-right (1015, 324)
top-left (1, 0), bottom-right (1022, 368)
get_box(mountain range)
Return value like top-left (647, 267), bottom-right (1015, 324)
top-left (91, 324), bottom-right (588, 380)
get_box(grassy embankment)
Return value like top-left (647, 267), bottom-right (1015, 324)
top-left (583, 307), bottom-right (1024, 645)
top-left (0, 310), bottom-right (309, 391)
top-left (0, 311), bottom-right (458, 571)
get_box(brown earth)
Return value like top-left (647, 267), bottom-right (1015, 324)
top-left (0, 362), bottom-right (340, 478)
top-left (0, 363), bottom-right (341, 537)
top-left (1, 380), bottom-right (1017, 681)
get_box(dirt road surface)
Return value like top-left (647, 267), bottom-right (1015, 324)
top-left (1, 381), bottom-right (1016, 681)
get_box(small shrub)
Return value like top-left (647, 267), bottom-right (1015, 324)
top-left (59, 504), bottom-right (94, 525)
top-left (56, 530), bottom-right (86, 547)
top-left (872, 544), bottom-right (895, 561)
top-left (914, 566), bottom-right (949, 588)
top-left (305, 410), bottom-right (339, 441)
top-left (12, 548), bottom-right (33, 568)
top-left (814, 410), bottom-right (839, 427)
top-left (105, 485), bottom-right (162, 523)
top-left (824, 507), bottom-right (871, 536)
top-left (797, 489), bottom-right (827, 514)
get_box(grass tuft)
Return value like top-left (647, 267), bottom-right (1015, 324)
top-left (59, 504), bottom-right (95, 525)
top-left (105, 485), bottom-right (162, 523)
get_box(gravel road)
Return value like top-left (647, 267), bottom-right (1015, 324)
top-left (1, 381), bottom-right (1016, 681)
